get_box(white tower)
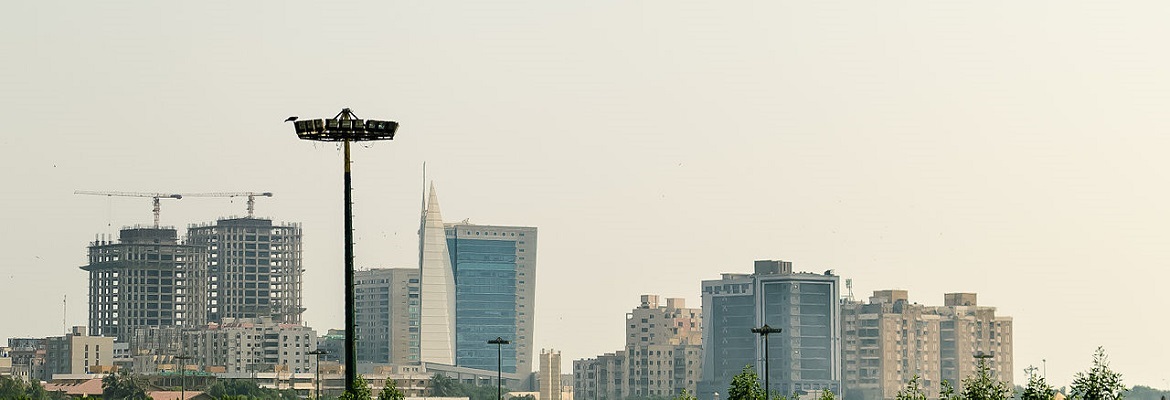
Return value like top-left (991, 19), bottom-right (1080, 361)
top-left (418, 183), bottom-right (457, 364)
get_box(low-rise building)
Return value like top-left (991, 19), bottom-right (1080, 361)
top-left (181, 317), bottom-right (317, 375)
top-left (44, 326), bottom-right (115, 380)
top-left (574, 295), bottom-right (703, 400)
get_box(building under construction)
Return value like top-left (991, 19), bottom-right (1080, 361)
top-left (187, 218), bottom-right (305, 324)
top-left (82, 227), bottom-right (209, 341)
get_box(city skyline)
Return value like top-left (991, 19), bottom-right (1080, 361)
top-left (3, 0), bottom-right (1170, 390)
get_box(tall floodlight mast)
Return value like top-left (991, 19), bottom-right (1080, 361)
top-left (288, 108), bottom-right (399, 396)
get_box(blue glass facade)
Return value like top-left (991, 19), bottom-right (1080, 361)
top-left (700, 268), bottom-right (840, 399)
top-left (448, 237), bottom-right (519, 373)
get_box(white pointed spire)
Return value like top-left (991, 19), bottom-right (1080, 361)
top-left (419, 182), bottom-right (456, 365)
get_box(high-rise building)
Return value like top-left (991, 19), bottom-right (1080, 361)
top-left (187, 218), bottom-right (305, 324)
top-left (573, 295), bottom-right (703, 400)
top-left (445, 221), bottom-right (538, 375)
top-left (43, 326), bottom-right (115, 380)
top-left (699, 260), bottom-right (842, 398)
top-left (841, 291), bottom-right (1013, 400)
top-left (540, 349), bottom-right (562, 400)
top-left (82, 227), bottom-right (208, 341)
top-left (355, 268), bottom-right (421, 364)
top-left (419, 183), bottom-right (457, 365)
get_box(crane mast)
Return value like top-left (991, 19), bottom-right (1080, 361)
top-left (74, 191), bottom-right (183, 228)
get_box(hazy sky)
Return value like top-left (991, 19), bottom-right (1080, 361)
top-left (3, 0), bottom-right (1168, 389)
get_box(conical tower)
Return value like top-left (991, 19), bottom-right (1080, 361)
top-left (419, 182), bottom-right (457, 364)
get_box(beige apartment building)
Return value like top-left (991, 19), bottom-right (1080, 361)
top-left (43, 326), bottom-right (115, 380)
top-left (574, 295), bottom-right (702, 400)
top-left (355, 268), bottom-right (421, 364)
top-left (841, 291), bottom-right (1012, 400)
top-left (540, 349), bottom-right (563, 400)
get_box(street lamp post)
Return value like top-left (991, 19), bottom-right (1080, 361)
top-left (975, 352), bottom-right (994, 378)
top-left (488, 337), bottom-right (510, 400)
top-left (175, 355), bottom-right (192, 400)
top-left (751, 324), bottom-right (782, 400)
top-left (309, 349), bottom-right (328, 400)
top-left (290, 108), bottom-right (399, 396)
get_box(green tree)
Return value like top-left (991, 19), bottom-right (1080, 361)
top-left (895, 376), bottom-right (927, 400)
top-left (102, 371), bottom-right (151, 400)
top-left (674, 389), bottom-right (699, 400)
top-left (1021, 374), bottom-right (1056, 400)
top-left (728, 365), bottom-right (766, 400)
top-left (379, 379), bottom-right (406, 400)
top-left (430, 374), bottom-right (463, 397)
top-left (818, 389), bottom-right (837, 400)
top-left (961, 357), bottom-right (1014, 400)
top-left (1070, 347), bottom-right (1126, 400)
top-left (339, 375), bottom-right (375, 400)
top-left (940, 379), bottom-right (959, 400)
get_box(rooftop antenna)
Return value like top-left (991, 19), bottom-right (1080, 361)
top-left (845, 278), bottom-right (855, 302)
top-left (63, 295), bottom-right (67, 334)
top-left (418, 162), bottom-right (426, 270)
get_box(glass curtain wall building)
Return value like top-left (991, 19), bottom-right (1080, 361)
top-left (700, 260), bottom-right (841, 398)
top-left (446, 223), bottom-right (537, 375)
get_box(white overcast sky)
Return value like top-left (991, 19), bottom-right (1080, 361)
top-left (2, 0), bottom-right (1168, 389)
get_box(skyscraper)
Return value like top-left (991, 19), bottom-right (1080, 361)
top-left (419, 183), bottom-right (457, 365)
top-left (446, 221), bottom-right (538, 375)
top-left (187, 218), bottom-right (304, 324)
top-left (699, 260), bottom-right (842, 398)
top-left (355, 268), bottom-right (421, 364)
top-left (82, 227), bottom-right (208, 341)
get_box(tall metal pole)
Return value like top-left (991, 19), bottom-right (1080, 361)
top-left (489, 337), bottom-right (509, 400)
top-left (498, 341), bottom-right (503, 400)
top-left (290, 108), bottom-right (398, 398)
top-left (175, 355), bottom-right (192, 400)
top-left (752, 325), bottom-right (781, 400)
top-left (763, 333), bottom-right (770, 400)
top-left (343, 138), bottom-right (357, 395)
top-left (309, 349), bottom-right (327, 400)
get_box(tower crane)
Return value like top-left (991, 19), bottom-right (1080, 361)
top-left (74, 191), bottom-right (183, 228)
top-left (182, 192), bottom-right (273, 218)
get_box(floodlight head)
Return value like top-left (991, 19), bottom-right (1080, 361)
top-left (293, 110), bottom-right (398, 142)
top-left (488, 337), bottom-right (511, 345)
top-left (751, 324), bottom-right (782, 335)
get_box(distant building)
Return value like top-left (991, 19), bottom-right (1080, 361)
top-left (539, 349), bottom-right (562, 400)
top-left (573, 351), bottom-right (626, 400)
top-left (574, 295), bottom-right (703, 400)
top-left (698, 260), bottom-right (842, 398)
top-left (445, 221), bottom-right (538, 375)
top-left (317, 329), bottom-right (346, 364)
top-left (181, 317), bottom-right (317, 374)
top-left (43, 326), bottom-right (114, 380)
top-left (82, 227), bottom-right (209, 341)
top-left (841, 291), bottom-right (1013, 400)
top-left (187, 218), bottom-right (305, 324)
top-left (7, 338), bottom-right (46, 383)
top-left (355, 268), bottom-right (421, 364)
